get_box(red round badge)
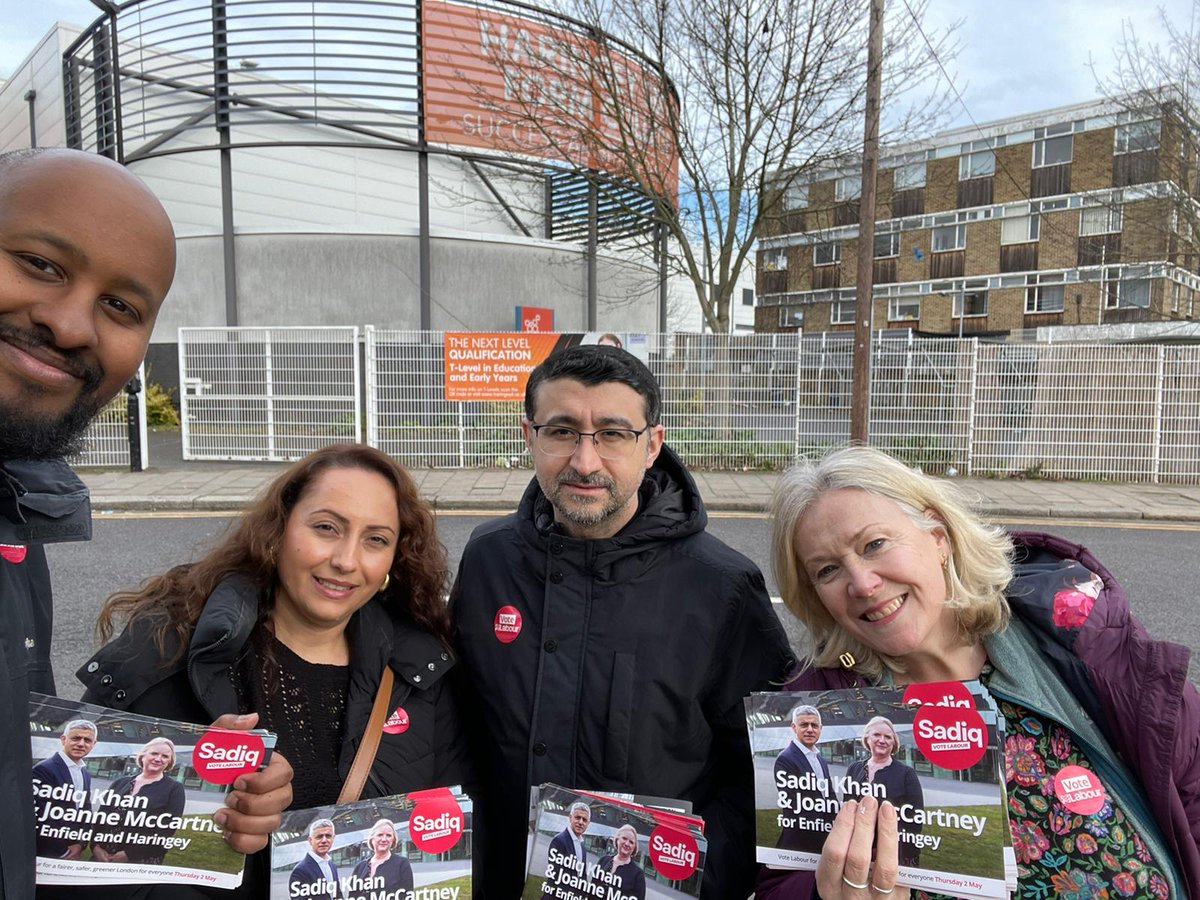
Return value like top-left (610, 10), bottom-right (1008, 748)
top-left (191, 729), bottom-right (267, 785)
top-left (383, 707), bottom-right (409, 735)
top-left (409, 793), bottom-right (464, 854)
top-left (648, 825), bottom-right (700, 880)
top-left (0, 544), bottom-right (27, 564)
top-left (902, 680), bottom-right (974, 710)
top-left (493, 605), bottom-right (523, 644)
top-left (1054, 765), bottom-right (1106, 815)
top-left (912, 703), bottom-right (987, 770)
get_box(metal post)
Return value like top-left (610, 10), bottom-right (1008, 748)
top-left (419, 151), bottom-right (432, 329)
top-left (850, 0), bottom-right (883, 443)
top-left (125, 374), bottom-right (142, 472)
top-left (92, 27), bottom-right (116, 158)
top-left (657, 223), bottom-right (669, 333)
top-left (587, 180), bottom-right (599, 330)
top-left (1151, 345), bottom-right (1165, 483)
top-left (23, 91), bottom-right (36, 148)
top-left (213, 0), bottom-right (239, 326)
top-left (63, 58), bottom-right (82, 149)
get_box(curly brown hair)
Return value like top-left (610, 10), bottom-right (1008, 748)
top-left (96, 444), bottom-right (450, 656)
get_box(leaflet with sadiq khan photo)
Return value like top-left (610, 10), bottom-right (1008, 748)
top-left (746, 683), bottom-right (1013, 900)
top-left (31, 693), bottom-right (276, 889)
top-left (522, 784), bottom-right (707, 900)
top-left (269, 786), bottom-right (471, 900)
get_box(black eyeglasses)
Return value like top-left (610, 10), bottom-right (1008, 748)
top-left (530, 423), bottom-right (650, 459)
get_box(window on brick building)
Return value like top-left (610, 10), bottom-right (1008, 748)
top-left (814, 242), bottom-right (841, 265)
top-left (784, 183), bottom-right (808, 209)
top-left (1001, 213), bottom-right (1040, 244)
top-left (954, 281), bottom-right (989, 317)
top-left (1115, 119), bottom-right (1160, 154)
top-left (836, 174), bottom-right (862, 201)
top-left (1080, 205), bottom-right (1123, 235)
top-left (932, 223), bottom-right (966, 251)
top-left (874, 232), bottom-right (900, 258)
top-left (1106, 266), bottom-right (1152, 308)
top-left (1025, 273), bottom-right (1065, 313)
top-left (888, 296), bottom-right (920, 320)
top-left (1032, 124), bottom-right (1073, 167)
top-left (959, 138), bottom-right (1000, 179)
top-left (831, 298), bottom-right (856, 324)
top-left (893, 162), bottom-right (926, 189)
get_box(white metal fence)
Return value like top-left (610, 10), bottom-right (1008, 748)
top-left (179, 327), bottom-right (361, 461)
top-left (72, 364), bottom-right (147, 469)
top-left (167, 328), bottom-right (1200, 483)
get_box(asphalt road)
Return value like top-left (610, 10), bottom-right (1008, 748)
top-left (43, 513), bottom-right (1200, 699)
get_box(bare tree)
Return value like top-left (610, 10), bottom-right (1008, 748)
top-left (450, 0), bottom-right (955, 332)
top-left (1094, 6), bottom-right (1200, 273)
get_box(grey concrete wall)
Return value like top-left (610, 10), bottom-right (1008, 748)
top-left (154, 231), bottom-right (659, 338)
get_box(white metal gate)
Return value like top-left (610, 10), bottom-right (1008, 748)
top-left (179, 327), bottom-right (361, 461)
top-left (71, 363), bottom-right (148, 469)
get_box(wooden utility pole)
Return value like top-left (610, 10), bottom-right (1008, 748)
top-left (850, 0), bottom-right (883, 442)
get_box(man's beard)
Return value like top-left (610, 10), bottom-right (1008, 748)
top-left (548, 469), bottom-right (628, 529)
top-left (0, 323), bottom-right (107, 460)
top-left (0, 391), bottom-right (107, 460)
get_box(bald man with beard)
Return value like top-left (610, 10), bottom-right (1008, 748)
top-left (0, 148), bottom-right (290, 898)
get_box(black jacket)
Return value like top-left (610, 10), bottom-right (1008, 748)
top-left (0, 459), bottom-right (92, 900)
top-left (451, 445), bottom-right (795, 898)
top-left (74, 573), bottom-right (469, 899)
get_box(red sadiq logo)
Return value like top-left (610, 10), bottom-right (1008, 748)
top-left (912, 703), bottom-right (987, 770)
top-left (648, 825), bottom-right (699, 880)
top-left (1054, 765), bottom-right (1106, 815)
top-left (493, 605), bottom-right (523, 643)
top-left (0, 544), bottom-right (27, 564)
top-left (409, 791), bottom-right (464, 854)
top-left (383, 707), bottom-right (410, 735)
top-left (191, 729), bottom-right (266, 785)
top-left (902, 680), bottom-right (974, 710)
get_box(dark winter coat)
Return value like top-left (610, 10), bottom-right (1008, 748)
top-left (451, 445), bottom-right (796, 899)
top-left (0, 459), bottom-right (92, 900)
top-left (74, 573), bottom-right (469, 899)
top-left (754, 530), bottom-right (1200, 899)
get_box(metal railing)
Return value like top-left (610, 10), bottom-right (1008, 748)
top-left (72, 364), bottom-right (148, 469)
top-left (169, 328), bottom-right (1200, 482)
top-left (179, 327), bottom-right (360, 461)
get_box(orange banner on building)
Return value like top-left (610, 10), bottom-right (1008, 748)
top-left (421, 0), bottom-right (678, 200)
top-left (443, 331), bottom-right (564, 401)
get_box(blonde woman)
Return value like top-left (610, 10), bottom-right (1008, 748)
top-left (351, 819), bottom-right (412, 893)
top-left (92, 738), bottom-right (185, 865)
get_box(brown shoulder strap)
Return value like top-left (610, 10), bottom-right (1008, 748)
top-left (338, 666), bottom-right (394, 804)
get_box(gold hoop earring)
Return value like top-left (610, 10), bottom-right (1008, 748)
top-left (839, 652), bottom-right (856, 669)
top-left (380, 573), bottom-right (390, 593)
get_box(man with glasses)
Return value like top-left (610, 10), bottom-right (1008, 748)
top-left (451, 344), bottom-right (794, 898)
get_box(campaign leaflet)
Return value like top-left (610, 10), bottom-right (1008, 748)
top-left (746, 682), bottom-right (1010, 900)
top-left (269, 786), bottom-right (471, 900)
top-left (522, 784), bottom-right (707, 900)
top-left (31, 692), bottom-right (275, 889)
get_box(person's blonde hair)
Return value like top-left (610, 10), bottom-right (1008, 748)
top-left (366, 818), bottom-right (398, 851)
top-left (770, 445), bottom-right (1013, 679)
top-left (860, 716), bottom-right (900, 755)
top-left (135, 737), bottom-right (176, 773)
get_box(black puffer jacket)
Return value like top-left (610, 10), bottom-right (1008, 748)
top-left (74, 574), bottom-right (469, 899)
top-left (451, 445), bottom-right (795, 899)
top-left (0, 459), bottom-right (92, 900)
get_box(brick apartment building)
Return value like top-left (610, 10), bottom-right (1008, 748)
top-left (755, 96), bottom-right (1200, 335)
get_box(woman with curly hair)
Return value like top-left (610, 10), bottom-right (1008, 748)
top-left (78, 445), bottom-right (468, 897)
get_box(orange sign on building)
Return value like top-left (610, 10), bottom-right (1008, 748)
top-left (421, 0), bottom-right (678, 200)
top-left (443, 331), bottom-right (562, 401)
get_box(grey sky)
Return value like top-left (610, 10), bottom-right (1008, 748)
top-left (2, 0), bottom-right (1196, 128)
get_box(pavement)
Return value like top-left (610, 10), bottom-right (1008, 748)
top-left (74, 433), bottom-right (1200, 522)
